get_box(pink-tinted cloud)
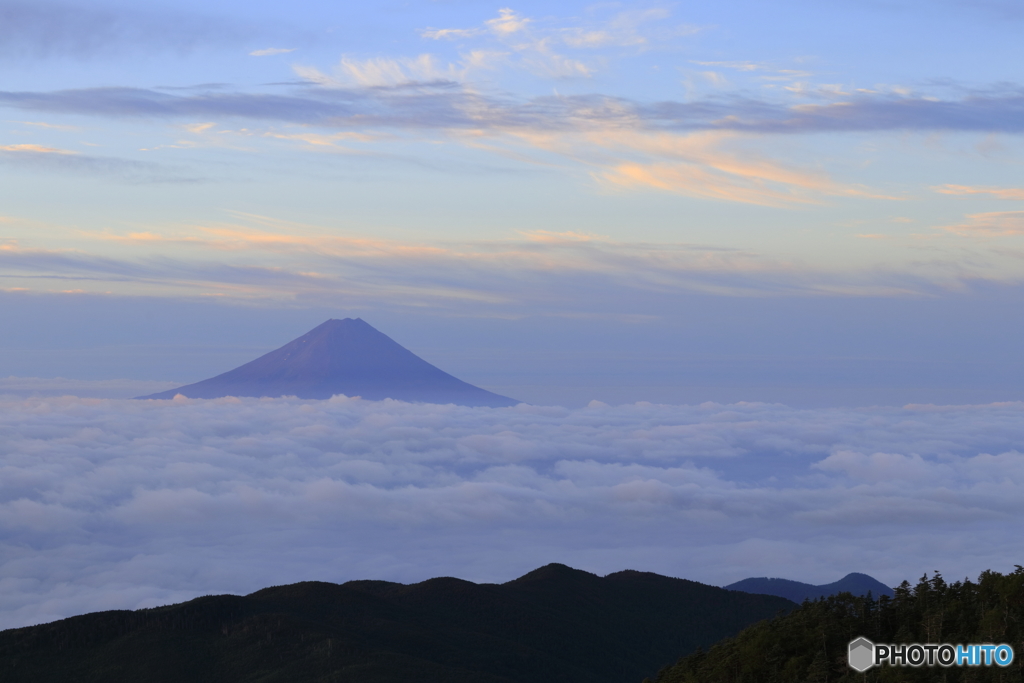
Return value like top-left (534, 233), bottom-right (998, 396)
top-left (933, 184), bottom-right (1024, 200)
top-left (941, 211), bottom-right (1024, 236)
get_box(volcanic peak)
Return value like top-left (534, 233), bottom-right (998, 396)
top-left (138, 318), bottom-right (518, 407)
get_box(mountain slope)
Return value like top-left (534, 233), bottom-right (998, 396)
top-left (725, 572), bottom-right (894, 603)
top-left (650, 567), bottom-right (1024, 683)
top-left (138, 318), bottom-right (517, 407)
top-left (0, 564), bottom-right (794, 683)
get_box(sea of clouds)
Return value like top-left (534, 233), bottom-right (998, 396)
top-left (2, 394), bottom-right (1023, 630)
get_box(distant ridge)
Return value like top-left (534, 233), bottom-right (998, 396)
top-left (0, 563), bottom-right (795, 683)
top-left (138, 318), bottom-right (518, 407)
top-left (725, 572), bottom-right (894, 603)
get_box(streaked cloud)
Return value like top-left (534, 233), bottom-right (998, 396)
top-left (933, 184), bottom-right (1024, 200)
top-left (4, 83), bottom-right (1016, 209)
top-left (692, 60), bottom-right (764, 72)
top-left (249, 47), bottom-right (295, 57)
top-left (423, 6), bottom-right (689, 51)
top-left (262, 130), bottom-right (380, 149)
top-left (574, 129), bottom-right (894, 206)
top-left (520, 46), bottom-right (591, 78)
top-left (4, 85), bottom-right (1022, 136)
top-left (561, 8), bottom-right (678, 48)
top-left (0, 212), bottom-right (1000, 312)
top-left (642, 89), bottom-right (1024, 134)
top-left (301, 53), bottom-right (457, 88)
top-left (420, 27), bottom-right (483, 41)
top-left (0, 142), bottom-right (74, 154)
top-left (8, 120), bottom-right (79, 130)
top-left (420, 8), bottom-right (531, 41)
top-left (941, 211), bottom-right (1024, 236)
top-left (417, 7), bottom-right (611, 80)
top-left (0, 142), bottom-right (200, 182)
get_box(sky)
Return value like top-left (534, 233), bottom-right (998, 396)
top-left (2, 0), bottom-right (1024, 406)
top-left (1, 0), bottom-right (1024, 628)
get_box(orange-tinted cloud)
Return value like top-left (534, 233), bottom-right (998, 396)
top-left (941, 211), bottom-right (1024, 237)
top-left (0, 143), bottom-right (76, 154)
top-left (496, 129), bottom-right (896, 207)
top-left (933, 184), bottom-right (1024, 200)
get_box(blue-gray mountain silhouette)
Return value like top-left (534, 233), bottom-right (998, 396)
top-left (138, 318), bottom-right (518, 407)
top-left (725, 573), bottom-right (894, 602)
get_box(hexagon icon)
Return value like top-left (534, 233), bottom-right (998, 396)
top-left (848, 637), bottom-right (875, 672)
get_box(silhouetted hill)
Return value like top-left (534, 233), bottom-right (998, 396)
top-left (649, 566), bottom-right (1024, 683)
top-left (725, 572), bottom-right (894, 602)
top-left (137, 318), bottom-right (517, 407)
top-left (0, 563), bottom-right (794, 683)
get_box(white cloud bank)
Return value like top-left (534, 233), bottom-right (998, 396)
top-left (1, 395), bottom-right (1023, 630)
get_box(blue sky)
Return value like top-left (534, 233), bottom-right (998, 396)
top-left (3, 1), bottom-right (1024, 408)
top-left (4, 1), bottom-right (1024, 407)
top-left (1, 1), bottom-right (1024, 627)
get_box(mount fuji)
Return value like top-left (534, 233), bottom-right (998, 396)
top-left (138, 318), bottom-right (518, 407)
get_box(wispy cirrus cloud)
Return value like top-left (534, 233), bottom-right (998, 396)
top-left (561, 8), bottom-right (684, 48)
top-left (295, 54), bottom-right (463, 88)
top-left (933, 184), bottom-right (1024, 200)
top-left (315, 8), bottom-right (591, 87)
top-left (0, 212), bottom-right (992, 312)
top-left (422, 6), bottom-right (694, 51)
top-left (691, 60), bottom-right (765, 72)
top-left (7, 120), bottom-right (79, 131)
top-left (4, 84), bottom-right (1023, 136)
top-left (1, 225), bottom-right (779, 306)
top-left (249, 47), bottom-right (295, 57)
top-left (421, 27), bottom-right (483, 41)
top-left (941, 210), bottom-right (1024, 236)
top-left (4, 84), bottom-right (1019, 204)
top-left (640, 89), bottom-right (1024, 134)
top-left (0, 142), bottom-right (74, 155)
top-left (0, 141), bottom-right (200, 182)
top-left (577, 130), bottom-right (896, 206)
top-left (458, 126), bottom-right (887, 207)
top-left (418, 7), bottom-right (593, 79)
top-left (421, 7), bottom-right (530, 41)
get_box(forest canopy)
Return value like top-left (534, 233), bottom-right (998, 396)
top-left (648, 565), bottom-right (1024, 683)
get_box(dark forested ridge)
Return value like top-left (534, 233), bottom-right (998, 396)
top-left (0, 563), bottom-right (793, 683)
top-left (647, 565), bottom-right (1024, 683)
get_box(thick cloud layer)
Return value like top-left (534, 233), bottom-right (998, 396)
top-left (2, 395), bottom-right (1023, 630)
